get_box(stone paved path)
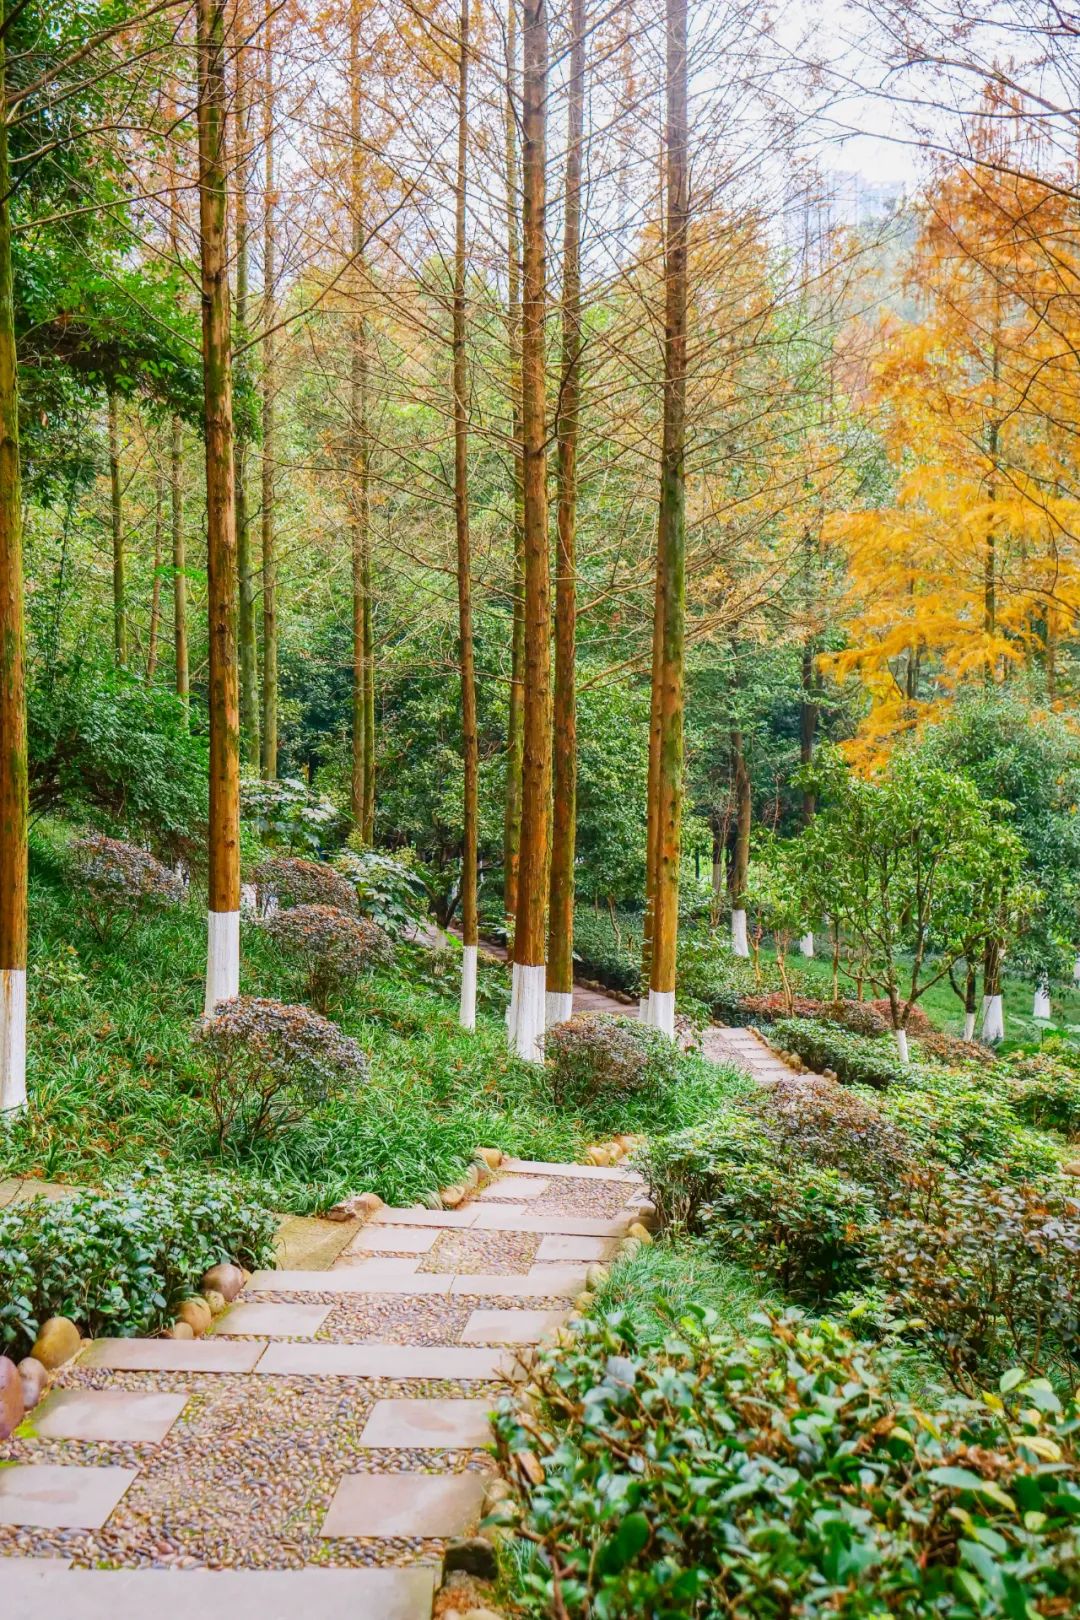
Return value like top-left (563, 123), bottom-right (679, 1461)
top-left (0, 1155), bottom-right (649, 1619)
top-left (701, 1023), bottom-right (809, 1084)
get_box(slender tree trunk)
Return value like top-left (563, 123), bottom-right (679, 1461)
top-left (0, 41), bottom-right (28, 1111)
top-left (147, 461), bottom-right (164, 679)
top-left (260, 1), bottom-right (278, 780)
top-left (640, 567), bottom-right (663, 1014)
top-left (171, 417), bottom-right (189, 711)
top-left (730, 728), bottom-right (750, 956)
top-left (197, 0), bottom-right (241, 1015)
top-left (644, 0), bottom-right (688, 1037)
top-left (453, 0), bottom-right (479, 1030)
top-left (545, 0), bottom-right (585, 1029)
top-left (108, 388), bottom-right (126, 665)
top-left (348, 0), bottom-right (375, 842)
top-left (233, 12), bottom-right (259, 766)
top-left (502, 0), bottom-right (525, 926)
top-left (508, 0), bottom-right (551, 1062)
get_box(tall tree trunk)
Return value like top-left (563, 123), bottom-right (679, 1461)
top-left (0, 37), bottom-right (28, 1111)
top-left (260, 0), bottom-right (278, 780)
top-left (545, 0), bottom-right (585, 1029)
top-left (146, 460), bottom-right (164, 679)
top-left (348, 0), bottom-right (374, 842)
top-left (171, 417), bottom-right (189, 711)
top-left (197, 0), bottom-right (241, 1015)
top-left (730, 728), bottom-right (751, 956)
top-left (502, 0), bottom-right (525, 925)
top-left (233, 10), bottom-right (259, 766)
top-left (454, 0), bottom-right (478, 1030)
top-left (508, 0), bottom-right (551, 1062)
top-left (108, 388), bottom-right (126, 665)
top-left (644, 0), bottom-right (688, 1037)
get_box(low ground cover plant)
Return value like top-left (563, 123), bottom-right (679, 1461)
top-left (72, 833), bottom-right (184, 940)
top-left (195, 995), bottom-right (370, 1145)
top-left (493, 1307), bottom-right (1080, 1619)
top-left (262, 903), bottom-right (392, 1011)
top-left (250, 854), bottom-right (358, 916)
top-left (0, 1169), bottom-right (276, 1356)
top-left (1000, 1044), bottom-right (1080, 1136)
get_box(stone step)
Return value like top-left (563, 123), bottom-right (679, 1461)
top-left (2, 1562), bottom-right (436, 1620)
top-left (246, 1268), bottom-right (588, 1298)
top-left (501, 1157), bottom-right (644, 1184)
top-left (370, 1206), bottom-right (630, 1237)
top-left (256, 1341), bottom-right (517, 1380)
top-left (81, 1339), bottom-right (267, 1373)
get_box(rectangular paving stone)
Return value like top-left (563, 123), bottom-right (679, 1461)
top-left (211, 1302), bottom-right (332, 1338)
top-left (360, 1398), bottom-right (492, 1448)
top-left (502, 1157), bottom-right (644, 1184)
top-left (322, 1471), bottom-right (485, 1538)
top-left (534, 1234), bottom-right (614, 1262)
top-left (451, 1269), bottom-right (586, 1298)
top-left (81, 1339), bottom-right (267, 1373)
top-left (331, 1255), bottom-right (422, 1274)
top-left (349, 1225), bottom-right (441, 1254)
top-left (1, 1565), bottom-right (436, 1620)
top-left (471, 1208), bottom-right (628, 1237)
top-left (257, 1341), bottom-right (511, 1379)
top-left (369, 1206), bottom-right (480, 1228)
top-left (246, 1270), bottom-right (452, 1294)
top-left (460, 1308), bottom-right (567, 1345)
top-left (0, 1464), bottom-right (136, 1529)
top-left (32, 1390), bottom-right (188, 1443)
top-left (477, 1176), bottom-right (550, 1201)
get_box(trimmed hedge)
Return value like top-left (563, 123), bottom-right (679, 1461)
top-left (769, 1016), bottom-right (903, 1089)
top-left (0, 1169), bottom-right (276, 1357)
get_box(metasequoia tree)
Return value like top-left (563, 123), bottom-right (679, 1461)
top-left (453, 0), bottom-right (479, 1029)
top-left (501, 0), bottom-right (524, 926)
top-left (197, 0), bottom-right (241, 1015)
top-left (507, 0), bottom-right (551, 1061)
top-left (107, 387), bottom-right (127, 662)
top-left (260, 0), bottom-right (278, 780)
top-left (642, 0), bottom-right (688, 1036)
top-left (544, 0), bottom-right (585, 1028)
top-left (0, 13), bottom-right (25, 1110)
top-left (347, 0), bottom-right (374, 842)
top-left (232, 4), bottom-right (259, 766)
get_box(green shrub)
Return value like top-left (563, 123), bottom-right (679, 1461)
top-left (1001, 1049), bottom-right (1080, 1136)
top-left (493, 1308), bottom-right (1080, 1619)
top-left (250, 855), bottom-right (358, 916)
top-left (334, 846), bottom-right (430, 935)
top-left (878, 1072), bottom-right (1061, 1178)
top-left (241, 775), bottom-right (347, 855)
top-left (0, 1169), bottom-right (275, 1356)
top-left (569, 908), bottom-right (642, 993)
top-left (545, 1014), bottom-right (682, 1115)
top-left (262, 903), bottom-right (392, 1011)
top-left (880, 1167), bottom-right (1080, 1394)
top-left (72, 833), bottom-right (184, 940)
top-left (195, 995), bottom-right (369, 1145)
top-left (770, 1016), bottom-right (902, 1088)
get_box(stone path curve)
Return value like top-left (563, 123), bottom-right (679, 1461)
top-left (0, 1154), bottom-right (650, 1619)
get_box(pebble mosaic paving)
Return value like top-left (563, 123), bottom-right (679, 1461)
top-left (1, 1160), bottom-right (645, 1617)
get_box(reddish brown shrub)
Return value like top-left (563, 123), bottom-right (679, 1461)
top-left (251, 856), bottom-right (358, 916)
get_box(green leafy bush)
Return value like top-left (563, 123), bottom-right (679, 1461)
top-left (195, 995), bottom-right (370, 1145)
top-left (0, 1169), bottom-right (275, 1357)
top-left (262, 903), bottom-right (392, 1012)
top-left (493, 1307), bottom-right (1080, 1619)
top-left (72, 833), bottom-right (184, 940)
top-left (241, 775), bottom-right (346, 855)
top-left (880, 1167), bottom-right (1080, 1394)
top-left (545, 1014), bottom-right (682, 1116)
top-left (334, 846), bottom-right (430, 936)
top-left (879, 1071), bottom-right (1061, 1178)
top-left (250, 854), bottom-right (358, 916)
top-left (771, 1016), bottom-right (907, 1088)
top-left (1001, 1049), bottom-right (1080, 1136)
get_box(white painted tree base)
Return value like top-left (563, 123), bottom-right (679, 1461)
top-left (647, 988), bottom-right (676, 1037)
top-left (0, 967), bottom-right (27, 1112)
top-left (894, 1027), bottom-right (909, 1062)
top-left (506, 962), bottom-right (521, 1039)
top-left (1033, 981), bottom-right (1051, 1019)
top-left (638, 997), bottom-right (649, 1021)
top-left (981, 993), bottom-right (1004, 1043)
top-left (731, 909), bottom-right (749, 957)
top-left (545, 990), bottom-right (573, 1028)
top-left (799, 933), bottom-right (814, 958)
top-left (459, 944), bottom-right (477, 1032)
top-left (510, 963), bottom-right (546, 1063)
top-left (963, 1011), bottom-right (976, 1042)
top-left (204, 910), bottom-right (240, 1019)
